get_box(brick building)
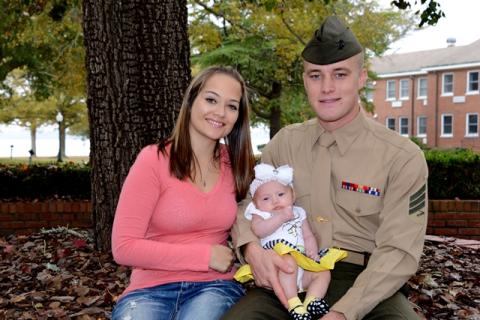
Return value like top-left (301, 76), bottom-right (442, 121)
top-left (370, 39), bottom-right (480, 151)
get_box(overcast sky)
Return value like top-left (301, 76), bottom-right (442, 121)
top-left (383, 0), bottom-right (480, 54)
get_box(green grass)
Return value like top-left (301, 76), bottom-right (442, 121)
top-left (0, 156), bottom-right (89, 165)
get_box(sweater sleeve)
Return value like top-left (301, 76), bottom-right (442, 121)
top-left (111, 146), bottom-right (211, 272)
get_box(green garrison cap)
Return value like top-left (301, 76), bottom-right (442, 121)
top-left (302, 16), bottom-right (362, 65)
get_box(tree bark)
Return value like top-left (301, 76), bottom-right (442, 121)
top-left (269, 105), bottom-right (282, 139)
top-left (83, 0), bottom-right (190, 251)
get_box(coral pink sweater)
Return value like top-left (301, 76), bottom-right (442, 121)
top-left (112, 144), bottom-right (238, 297)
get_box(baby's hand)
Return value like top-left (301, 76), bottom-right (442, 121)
top-left (272, 206), bottom-right (294, 222)
top-left (304, 238), bottom-right (319, 260)
top-left (306, 248), bottom-right (319, 261)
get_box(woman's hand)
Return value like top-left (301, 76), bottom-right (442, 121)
top-left (209, 244), bottom-right (235, 273)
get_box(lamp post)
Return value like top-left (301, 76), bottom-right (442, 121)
top-left (10, 145), bottom-right (13, 160)
top-left (56, 112), bottom-right (64, 162)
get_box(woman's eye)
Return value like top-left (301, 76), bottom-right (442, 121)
top-left (206, 97), bottom-right (216, 104)
top-left (278, 192), bottom-right (285, 197)
top-left (229, 104), bottom-right (239, 111)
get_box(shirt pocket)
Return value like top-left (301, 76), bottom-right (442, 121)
top-left (335, 188), bottom-right (383, 217)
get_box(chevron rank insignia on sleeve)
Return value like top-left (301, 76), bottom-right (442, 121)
top-left (409, 184), bottom-right (426, 221)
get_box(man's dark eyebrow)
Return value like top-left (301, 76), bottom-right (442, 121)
top-left (333, 67), bottom-right (351, 72)
top-left (306, 67), bottom-right (351, 73)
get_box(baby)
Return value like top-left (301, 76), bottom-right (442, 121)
top-left (245, 163), bottom-right (330, 320)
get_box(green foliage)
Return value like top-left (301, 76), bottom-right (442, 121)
top-left (2, 148), bottom-right (478, 201)
top-left (189, 0), bottom-right (415, 134)
top-left (0, 162), bottom-right (90, 200)
top-left (425, 149), bottom-right (480, 200)
top-left (410, 136), bottom-right (429, 150)
top-left (391, 0), bottom-right (445, 26)
top-left (245, 0), bottom-right (445, 27)
top-left (0, 1), bottom-right (88, 140)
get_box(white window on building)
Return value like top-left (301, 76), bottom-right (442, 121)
top-left (441, 114), bottom-right (453, 137)
top-left (467, 71), bottom-right (479, 93)
top-left (418, 78), bottom-right (427, 99)
top-left (442, 73), bottom-right (453, 95)
top-left (399, 79), bottom-right (410, 100)
top-left (399, 117), bottom-right (409, 136)
top-left (417, 116), bottom-right (427, 137)
top-left (386, 80), bottom-right (396, 100)
top-left (466, 113), bottom-right (479, 137)
top-left (386, 117), bottom-right (395, 131)
top-left (365, 81), bottom-right (375, 102)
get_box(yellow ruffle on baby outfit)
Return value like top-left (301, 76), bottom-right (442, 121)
top-left (234, 243), bottom-right (348, 283)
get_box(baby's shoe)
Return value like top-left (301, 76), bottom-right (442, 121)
top-left (306, 298), bottom-right (329, 317)
top-left (289, 306), bottom-right (312, 320)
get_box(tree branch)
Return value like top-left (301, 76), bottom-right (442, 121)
top-left (250, 101), bottom-right (271, 119)
top-left (280, 11), bottom-right (306, 45)
top-left (191, 0), bottom-right (251, 33)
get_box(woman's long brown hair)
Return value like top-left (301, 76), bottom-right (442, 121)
top-left (159, 66), bottom-right (255, 201)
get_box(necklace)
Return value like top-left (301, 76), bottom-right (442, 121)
top-left (198, 158), bottom-right (214, 188)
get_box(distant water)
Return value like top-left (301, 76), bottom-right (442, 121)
top-left (0, 124), bottom-right (269, 158)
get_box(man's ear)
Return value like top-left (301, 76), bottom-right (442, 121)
top-left (358, 68), bottom-right (367, 89)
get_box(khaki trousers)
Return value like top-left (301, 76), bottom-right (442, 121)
top-left (221, 262), bottom-right (420, 320)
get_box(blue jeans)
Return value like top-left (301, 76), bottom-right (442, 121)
top-left (112, 280), bottom-right (245, 320)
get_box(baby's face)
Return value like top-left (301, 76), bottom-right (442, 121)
top-left (253, 181), bottom-right (294, 212)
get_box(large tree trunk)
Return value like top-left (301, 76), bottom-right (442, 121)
top-left (83, 0), bottom-right (190, 251)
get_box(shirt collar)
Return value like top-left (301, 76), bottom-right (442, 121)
top-left (309, 108), bottom-right (369, 155)
top-left (331, 109), bottom-right (369, 155)
top-left (310, 119), bottom-right (325, 149)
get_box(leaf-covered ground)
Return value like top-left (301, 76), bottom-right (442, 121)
top-left (0, 228), bottom-right (479, 319)
top-left (408, 236), bottom-right (480, 320)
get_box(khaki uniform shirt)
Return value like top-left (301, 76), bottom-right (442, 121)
top-left (232, 111), bottom-right (428, 320)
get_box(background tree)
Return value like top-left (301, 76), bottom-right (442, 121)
top-left (0, 0), bottom-right (87, 158)
top-left (83, 0), bottom-right (190, 251)
top-left (0, 0), bottom-right (53, 96)
top-left (0, 69), bottom-right (54, 156)
top-left (189, 0), bottom-right (414, 137)
top-left (2, 0), bottom-right (446, 251)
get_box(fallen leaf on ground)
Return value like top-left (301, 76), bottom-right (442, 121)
top-left (0, 228), bottom-right (478, 319)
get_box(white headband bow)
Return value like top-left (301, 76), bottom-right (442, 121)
top-left (249, 163), bottom-right (293, 196)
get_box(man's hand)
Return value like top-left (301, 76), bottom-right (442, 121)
top-left (244, 242), bottom-right (294, 308)
top-left (209, 244), bottom-right (235, 273)
top-left (320, 311), bottom-right (347, 320)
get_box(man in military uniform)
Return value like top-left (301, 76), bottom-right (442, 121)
top-left (223, 16), bottom-right (428, 320)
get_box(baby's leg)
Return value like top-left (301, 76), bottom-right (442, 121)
top-left (302, 270), bottom-right (331, 317)
top-left (302, 270), bottom-right (330, 298)
top-left (280, 255), bottom-right (311, 320)
top-left (279, 254), bottom-right (299, 299)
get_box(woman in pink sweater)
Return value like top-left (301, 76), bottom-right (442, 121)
top-left (111, 66), bottom-right (255, 320)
